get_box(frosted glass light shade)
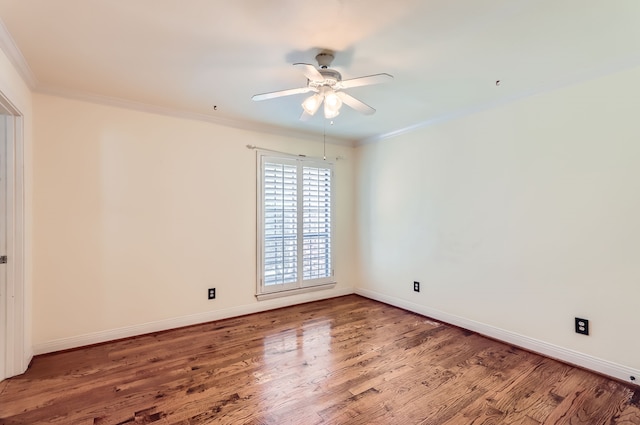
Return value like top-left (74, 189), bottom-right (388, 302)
top-left (323, 91), bottom-right (342, 118)
top-left (302, 93), bottom-right (323, 115)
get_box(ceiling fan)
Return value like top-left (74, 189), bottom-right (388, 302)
top-left (252, 51), bottom-right (393, 120)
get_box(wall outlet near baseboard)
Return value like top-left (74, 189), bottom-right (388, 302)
top-left (208, 288), bottom-right (216, 300)
top-left (413, 281), bottom-right (420, 292)
top-left (575, 317), bottom-right (589, 335)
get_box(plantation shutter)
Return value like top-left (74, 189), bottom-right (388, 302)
top-left (263, 160), bottom-right (298, 286)
top-left (302, 165), bottom-right (332, 281)
top-left (258, 153), bottom-right (335, 297)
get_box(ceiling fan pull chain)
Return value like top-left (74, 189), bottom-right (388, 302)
top-left (323, 120), bottom-right (326, 160)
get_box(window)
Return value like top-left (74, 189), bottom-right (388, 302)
top-left (257, 152), bottom-right (335, 299)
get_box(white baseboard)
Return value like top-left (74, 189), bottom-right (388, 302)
top-left (32, 286), bottom-right (640, 387)
top-left (356, 288), bottom-right (640, 387)
top-left (33, 287), bottom-right (354, 355)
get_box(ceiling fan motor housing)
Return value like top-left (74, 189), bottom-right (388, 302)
top-left (316, 52), bottom-right (335, 68)
top-left (313, 69), bottom-right (341, 87)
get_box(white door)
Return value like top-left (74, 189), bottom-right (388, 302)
top-left (0, 114), bottom-right (6, 381)
top-left (0, 91), bottom-right (25, 381)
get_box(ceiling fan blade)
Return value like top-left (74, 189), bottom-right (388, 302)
top-left (339, 73), bottom-right (393, 89)
top-left (293, 63), bottom-right (325, 82)
top-left (336, 91), bottom-right (376, 115)
top-left (252, 86), bottom-right (313, 101)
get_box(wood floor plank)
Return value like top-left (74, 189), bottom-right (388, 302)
top-left (1, 295), bottom-right (638, 424)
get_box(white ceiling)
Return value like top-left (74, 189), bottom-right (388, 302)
top-left (1, 0), bottom-right (640, 144)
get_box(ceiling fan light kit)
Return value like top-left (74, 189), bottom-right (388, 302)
top-left (302, 92), bottom-right (323, 115)
top-left (322, 90), bottom-right (342, 119)
top-left (252, 50), bottom-right (393, 121)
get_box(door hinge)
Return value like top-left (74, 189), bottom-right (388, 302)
top-left (0, 256), bottom-right (7, 264)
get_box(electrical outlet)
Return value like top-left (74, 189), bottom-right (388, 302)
top-left (413, 281), bottom-right (420, 292)
top-left (208, 288), bottom-right (216, 300)
top-left (575, 317), bottom-right (589, 335)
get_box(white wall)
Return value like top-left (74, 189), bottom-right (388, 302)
top-left (32, 94), bottom-right (357, 351)
top-left (356, 65), bottom-right (640, 382)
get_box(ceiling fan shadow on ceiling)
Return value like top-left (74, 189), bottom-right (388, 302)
top-left (251, 51), bottom-right (393, 121)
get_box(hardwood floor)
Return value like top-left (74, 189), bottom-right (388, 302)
top-left (1, 295), bottom-right (639, 424)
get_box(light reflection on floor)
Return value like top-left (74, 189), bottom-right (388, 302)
top-left (256, 318), bottom-right (334, 417)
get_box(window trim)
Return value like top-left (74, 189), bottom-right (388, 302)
top-left (256, 151), bottom-right (336, 299)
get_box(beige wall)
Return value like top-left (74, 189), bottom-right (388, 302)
top-left (32, 93), bottom-right (357, 346)
top-left (6, 35), bottom-right (640, 380)
top-left (356, 65), bottom-right (640, 372)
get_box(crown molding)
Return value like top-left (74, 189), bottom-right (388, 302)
top-left (360, 52), bottom-right (640, 146)
top-left (0, 15), bottom-right (355, 147)
top-left (36, 84), bottom-right (357, 147)
top-left (0, 18), bottom-right (37, 89)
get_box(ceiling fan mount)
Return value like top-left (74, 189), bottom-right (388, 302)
top-left (315, 51), bottom-right (335, 69)
top-left (252, 50), bottom-right (393, 120)
top-left (312, 52), bottom-right (341, 86)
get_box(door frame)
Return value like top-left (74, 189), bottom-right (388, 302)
top-left (0, 90), bottom-right (26, 380)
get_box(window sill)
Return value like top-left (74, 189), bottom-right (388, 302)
top-left (256, 282), bottom-right (337, 301)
